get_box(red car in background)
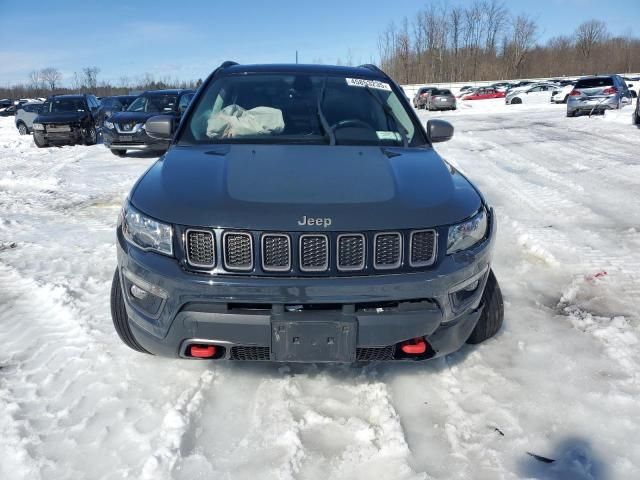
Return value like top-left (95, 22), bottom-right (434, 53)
top-left (461, 87), bottom-right (506, 100)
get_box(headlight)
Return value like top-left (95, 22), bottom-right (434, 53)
top-left (121, 202), bottom-right (173, 256)
top-left (447, 208), bottom-right (488, 254)
top-left (104, 120), bottom-right (114, 129)
top-left (33, 123), bottom-right (44, 131)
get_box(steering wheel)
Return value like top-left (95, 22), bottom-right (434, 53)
top-left (330, 119), bottom-right (373, 131)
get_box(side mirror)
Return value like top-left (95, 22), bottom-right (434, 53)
top-left (629, 83), bottom-right (634, 87)
top-left (426, 119), bottom-right (454, 143)
top-left (145, 115), bottom-right (174, 140)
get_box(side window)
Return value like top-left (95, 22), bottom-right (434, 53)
top-left (179, 93), bottom-right (193, 113)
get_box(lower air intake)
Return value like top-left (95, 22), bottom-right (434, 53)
top-left (356, 346), bottom-right (396, 361)
top-left (230, 346), bottom-right (271, 361)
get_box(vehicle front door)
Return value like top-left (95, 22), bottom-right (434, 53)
top-left (85, 97), bottom-right (98, 126)
top-left (619, 77), bottom-right (633, 106)
top-left (525, 85), bottom-right (551, 103)
top-left (23, 104), bottom-right (42, 127)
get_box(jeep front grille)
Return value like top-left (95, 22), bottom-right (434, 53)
top-left (183, 228), bottom-right (440, 275)
top-left (186, 229), bottom-right (215, 267)
top-left (337, 234), bottom-right (365, 271)
top-left (300, 234), bottom-right (329, 272)
top-left (409, 230), bottom-right (437, 267)
top-left (223, 232), bottom-right (253, 271)
top-left (262, 234), bottom-right (291, 271)
top-left (374, 232), bottom-right (402, 269)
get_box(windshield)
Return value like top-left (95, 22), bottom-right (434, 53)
top-left (179, 73), bottom-right (423, 146)
top-left (127, 94), bottom-right (178, 113)
top-left (42, 98), bottom-right (86, 114)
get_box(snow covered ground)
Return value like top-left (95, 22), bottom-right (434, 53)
top-left (1, 100), bottom-right (639, 480)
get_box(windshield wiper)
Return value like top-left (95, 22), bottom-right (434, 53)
top-left (364, 86), bottom-right (409, 148)
top-left (317, 77), bottom-right (336, 146)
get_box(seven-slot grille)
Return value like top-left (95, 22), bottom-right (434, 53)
top-left (374, 233), bottom-right (402, 269)
top-left (184, 229), bottom-right (439, 274)
top-left (409, 230), bottom-right (437, 266)
top-left (262, 234), bottom-right (291, 271)
top-left (337, 234), bottom-right (365, 271)
top-left (299, 234), bottom-right (329, 272)
top-left (186, 229), bottom-right (215, 267)
top-left (223, 232), bottom-right (253, 271)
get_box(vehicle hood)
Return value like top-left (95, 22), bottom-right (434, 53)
top-left (35, 112), bottom-right (88, 124)
top-left (131, 144), bottom-right (482, 231)
top-left (110, 111), bottom-right (170, 124)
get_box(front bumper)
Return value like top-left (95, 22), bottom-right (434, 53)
top-left (116, 211), bottom-right (496, 362)
top-left (34, 126), bottom-right (87, 144)
top-left (103, 128), bottom-right (169, 151)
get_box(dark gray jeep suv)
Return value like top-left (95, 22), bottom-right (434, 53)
top-left (111, 62), bottom-right (503, 362)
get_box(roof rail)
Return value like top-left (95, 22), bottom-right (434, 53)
top-left (358, 63), bottom-right (384, 74)
top-left (219, 61), bottom-right (239, 69)
top-left (210, 61), bottom-right (239, 80)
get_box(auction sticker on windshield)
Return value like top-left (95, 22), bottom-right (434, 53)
top-left (345, 78), bottom-right (391, 91)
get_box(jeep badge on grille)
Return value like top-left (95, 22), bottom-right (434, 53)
top-left (297, 215), bottom-right (332, 228)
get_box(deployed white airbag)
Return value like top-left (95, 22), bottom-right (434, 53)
top-left (206, 104), bottom-right (284, 138)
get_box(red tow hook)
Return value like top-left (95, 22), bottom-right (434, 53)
top-left (189, 344), bottom-right (217, 358)
top-left (401, 338), bottom-right (427, 355)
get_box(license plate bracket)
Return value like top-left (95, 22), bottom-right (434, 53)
top-left (47, 125), bottom-right (70, 132)
top-left (271, 316), bottom-right (356, 362)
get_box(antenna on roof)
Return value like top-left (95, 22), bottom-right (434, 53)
top-left (296, 51), bottom-right (299, 64)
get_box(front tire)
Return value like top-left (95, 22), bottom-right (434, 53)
top-left (17, 122), bottom-right (28, 135)
top-left (34, 134), bottom-right (48, 148)
top-left (110, 269), bottom-right (151, 354)
top-left (511, 97), bottom-right (522, 104)
top-left (84, 126), bottom-right (97, 145)
top-left (111, 149), bottom-right (127, 157)
top-left (466, 270), bottom-right (504, 345)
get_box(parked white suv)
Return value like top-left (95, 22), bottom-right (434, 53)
top-left (15, 101), bottom-right (44, 135)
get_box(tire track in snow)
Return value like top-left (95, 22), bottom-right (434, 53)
top-left (140, 369), bottom-right (219, 480)
top-left (173, 366), bottom-right (427, 480)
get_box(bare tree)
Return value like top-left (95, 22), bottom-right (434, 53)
top-left (28, 70), bottom-right (43, 95)
top-left (83, 66), bottom-right (100, 91)
top-left (40, 67), bottom-right (62, 91)
top-left (449, 6), bottom-right (463, 81)
top-left (576, 20), bottom-right (608, 60)
top-left (504, 14), bottom-right (538, 78)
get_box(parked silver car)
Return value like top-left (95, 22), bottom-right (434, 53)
top-left (425, 88), bottom-right (456, 110)
top-left (15, 101), bottom-right (44, 134)
top-left (567, 75), bottom-right (633, 117)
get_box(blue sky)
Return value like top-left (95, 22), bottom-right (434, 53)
top-left (0, 0), bottom-right (638, 86)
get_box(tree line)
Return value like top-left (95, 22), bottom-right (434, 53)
top-left (378, 0), bottom-right (640, 84)
top-left (3, 4), bottom-right (640, 101)
top-left (0, 66), bottom-right (202, 100)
